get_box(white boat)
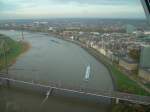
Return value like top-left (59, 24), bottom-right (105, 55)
top-left (84, 65), bottom-right (91, 81)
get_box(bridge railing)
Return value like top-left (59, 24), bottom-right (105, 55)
top-left (0, 76), bottom-right (150, 105)
top-left (0, 75), bottom-right (114, 95)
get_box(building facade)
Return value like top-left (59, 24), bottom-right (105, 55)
top-left (139, 45), bottom-right (150, 81)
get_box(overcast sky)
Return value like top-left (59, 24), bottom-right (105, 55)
top-left (0, 0), bottom-right (146, 19)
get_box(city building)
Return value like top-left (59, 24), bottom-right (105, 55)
top-left (139, 45), bottom-right (150, 81)
top-left (106, 50), bottom-right (113, 60)
top-left (140, 45), bottom-right (150, 68)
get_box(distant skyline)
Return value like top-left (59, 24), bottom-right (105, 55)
top-left (0, 0), bottom-right (146, 19)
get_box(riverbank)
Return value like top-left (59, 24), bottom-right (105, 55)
top-left (0, 34), bottom-right (31, 71)
top-left (80, 42), bottom-right (150, 96)
top-left (57, 37), bottom-right (150, 96)
top-left (11, 41), bottom-right (31, 65)
top-left (57, 38), bottom-right (150, 112)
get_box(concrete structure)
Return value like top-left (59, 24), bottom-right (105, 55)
top-left (140, 45), bottom-right (150, 68)
top-left (0, 76), bottom-right (149, 105)
top-left (139, 68), bottom-right (150, 82)
top-left (119, 57), bottom-right (138, 71)
top-left (139, 45), bottom-right (150, 81)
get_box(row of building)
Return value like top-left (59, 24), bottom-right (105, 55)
top-left (89, 41), bottom-right (150, 82)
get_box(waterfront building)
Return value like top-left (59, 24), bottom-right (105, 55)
top-left (139, 45), bottom-right (150, 81)
top-left (70, 36), bottom-right (74, 40)
top-left (106, 50), bottom-right (113, 60)
top-left (140, 45), bottom-right (150, 68)
top-left (98, 48), bottom-right (107, 56)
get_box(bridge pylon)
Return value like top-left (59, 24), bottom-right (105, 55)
top-left (115, 98), bottom-right (120, 104)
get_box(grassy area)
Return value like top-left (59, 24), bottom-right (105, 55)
top-left (110, 65), bottom-right (150, 96)
top-left (0, 34), bottom-right (24, 70)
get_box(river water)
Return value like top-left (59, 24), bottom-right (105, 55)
top-left (0, 30), bottom-right (114, 112)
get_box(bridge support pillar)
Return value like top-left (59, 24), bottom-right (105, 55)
top-left (6, 79), bottom-right (10, 88)
top-left (50, 88), bottom-right (54, 95)
top-left (115, 98), bottom-right (120, 104)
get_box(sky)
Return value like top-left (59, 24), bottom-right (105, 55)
top-left (0, 0), bottom-right (146, 19)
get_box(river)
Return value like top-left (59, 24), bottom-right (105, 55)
top-left (0, 30), bottom-right (114, 112)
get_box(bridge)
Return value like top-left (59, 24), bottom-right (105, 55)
top-left (0, 75), bottom-right (149, 105)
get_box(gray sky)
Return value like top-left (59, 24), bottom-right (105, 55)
top-left (0, 0), bottom-right (146, 19)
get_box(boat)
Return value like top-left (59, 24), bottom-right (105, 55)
top-left (84, 65), bottom-right (91, 81)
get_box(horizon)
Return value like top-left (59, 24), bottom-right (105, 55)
top-left (0, 17), bottom-right (147, 21)
top-left (0, 0), bottom-right (146, 20)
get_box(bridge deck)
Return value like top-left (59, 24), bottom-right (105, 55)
top-left (0, 76), bottom-right (149, 105)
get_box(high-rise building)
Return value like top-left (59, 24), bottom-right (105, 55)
top-left (140, 45), bottom-right (150, 68)
top-left (139, 45), bottom-right (150, 81)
